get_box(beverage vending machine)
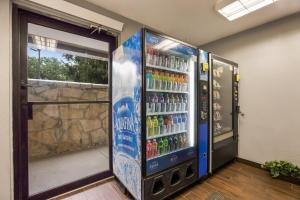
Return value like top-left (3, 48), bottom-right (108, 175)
top-left (112, 29), bottom-right (198, 200)
top-left (197, 50), bottom-right (210, 179)
top-left (208, 54), bottom-right (239, 172)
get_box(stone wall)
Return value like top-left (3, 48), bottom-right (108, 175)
top-left (28, 79), bottom-right (109, 160)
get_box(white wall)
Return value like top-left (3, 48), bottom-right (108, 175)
top-left (0, 0), bottom-right (13, 199)
top-left (202, 13), bottom-right (300, 166)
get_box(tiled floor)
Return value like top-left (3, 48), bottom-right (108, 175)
top-left (29, 146), bottom-right (109, 195)
top-left (59, 162), bottom-right (300, 200)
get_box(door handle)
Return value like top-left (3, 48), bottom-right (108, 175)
top-left (20, 80), bottom-right (32, 89)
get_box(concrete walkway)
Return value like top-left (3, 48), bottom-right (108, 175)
top-left (29, 146), bottom-right (109, 195)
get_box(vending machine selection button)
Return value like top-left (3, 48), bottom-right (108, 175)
top-left (202, 63), bottom-right (209, 72)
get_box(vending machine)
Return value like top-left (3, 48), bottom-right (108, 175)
top-left (197, 50), bottom-right (210, 179)
top-left (112, 29), bottom-right (198, 200)
top-left (208, 54), bottom-right (239, 172)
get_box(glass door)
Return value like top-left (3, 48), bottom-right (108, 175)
top-left (13, 9), bottom-right (116, 200)
top-left (144, 31), bottom-right (197, 175)
top-left (212, 58), bottom-right (233, 143)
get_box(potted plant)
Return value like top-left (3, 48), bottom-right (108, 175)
top-left (262, 160), bottom-right (300, 185)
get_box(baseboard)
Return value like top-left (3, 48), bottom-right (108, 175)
top-left (236, 157), bottom-right (263, 169)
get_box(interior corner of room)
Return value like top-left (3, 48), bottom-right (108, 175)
top-left (1, 0), bottom-right (300, 200)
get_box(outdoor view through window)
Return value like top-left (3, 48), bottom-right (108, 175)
top-left (27, 23), bottom-right (110, 195)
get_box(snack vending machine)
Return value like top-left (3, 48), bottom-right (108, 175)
top-left (112, 29), bottom-right (198, 200)
top-left (209, 54), bottom-right (239, 172)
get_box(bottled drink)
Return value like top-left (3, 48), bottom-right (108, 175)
top-left (178, 134), bottom-right (182, 149)
top-left (173, 135), bottom-right (178, 150)
top-left (158, 138), bottom-right (164, 155)
top-left (183, 59), bottom-right (188, 72)
top-left (150, 94), bottom-right (155, 113)
top-left (165, 72), bottom-right (171, 91)
top-left (158, 115), bottom-right (164, 135)
top-left (157, 71), bottom-right (162, 90)
top-left (176, 95), bottom-right (181, 112)
top-left (146, 116), bottom-right (153, 137)
top-left (172, 114), bottom-right (178, 132)
top-left (182, 114), bottom-right (187, 130)
top-left (170, 73), bottom-right (175, 91)
top-left (159, 94), bottom-right (166, 113)
top-left (158, 52), bottom-right (163, 66)
top-left (145, 69), bottom-right (153, 89)
top-left (146, 94), bottom-right (150, 113)
top-left (146, 47), bottom-right (153, 65)
top-left (182, 76), bottom-right (188, 92)
top-left (177, 114), bottom-right (182, 131)
top-left (152, 116), bottom-right (159, 136)
top-left (153, 49), bottom-right (158, 66)
top-left (152, 139), bottom-right (158, 157)
top-left (165, 94), bottom-right (170, 112)
top-left (182, 133), bottom-right (187, 147)
top-left (169, 115), bottom-right (174, 133)
top-left (153, 93), bottom-right (159, 113)
top-left (165, 116), bottom-right (171, 133)
top-left (163, 137), bottom-right (169, 153)
top-left (160, 71), bottom-right (166, 90)
top-left (146, 140), bottom-right (152, 159)
top-left (154, 93), bottom-right (160, 113)
top-left (175, 57), bottom-right (180, 70)
top-left (179, 58), bottom-right (184, 71)
top-left (169, 136), bottom-right (174, 151)
top-left (170, 94), bottom-right (176, 112)
top-left (180, 95), bottom-right (184, 112)
top-left (170, 55), bottom-right (176, 69)
top-left (183, 95), bottom-right (188, 111)
top-left (173, 74), bottom-right (178, 91)
top-left (165, 55), bottom-right (170, 68)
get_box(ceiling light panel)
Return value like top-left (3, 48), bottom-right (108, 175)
top-left (218, 0), bottom-right (278, 21)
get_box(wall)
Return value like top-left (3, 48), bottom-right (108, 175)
top-left (28, 79), bottom-right (109, 160)
top-left (202, 13), bottom-right (300, 166)
top-left (0, 0), bottom-right (12, 199)
top-left (66, 0), bottom-right (143, 44)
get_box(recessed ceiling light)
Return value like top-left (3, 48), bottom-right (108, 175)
top-left (218, 0), bottom-right (279, 21)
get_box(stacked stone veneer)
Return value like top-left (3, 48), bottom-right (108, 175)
top-left (28, 79), bottom-right (109, 160)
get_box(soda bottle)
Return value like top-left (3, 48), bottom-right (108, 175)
top-left (170, 55), bottom-right (175, 69)
top-left (154, 93), bottom-right (161, 113)
top-left (165, 94), bottom-right (170, 112)
top-left (146, 94), bottom-right (150, 113)
top-left (146, 140), bottom-right (152, 159)
top-left (182, 133), bottom-right (187, 147)
top-left (165, 73), bottom-right (171, 91)
top-left (170, 94), bottom-right (176, 112)
top-left (169, 115), bottom-right (174, 133)
top-left (157, 71), bottom-right (162, 90)
top-left (172, 114), bottom-right (178, 132)
top-left (170, 73), bottom-right (175, 91)
top-left (163, 137), bottom-right (169, 153)
top-left (180, 95), bottom-right (184, 112)
top-left (158, 138), bottom-right (164, 155)
top-left (173, 135), bottom-right (178, 150)
top-left (152, 139), bottom-right (158, 157)
top-left (173, 74), bottom-right (178, 91)
top-left (178, 134), bottom-right (182, 149)
top-left (150, 94), bottom-right (155, 113)
top-left (183, 75), bottom-right (187, 91)
top-left (146, 69), bottom-right (153, 89)
top-left (183, 59), bottom-right (188, 72)
top-left (175, 57), bottom-right (180, 70)
top-left (153, 49), bottom-right (158, 66)
top-left (176, 95), bottom-right (181, 112)
top-left (153, 93), bottom-right (159, 113)
top-left (160, 71), bottom-right (165, 90)
top-left (160, 94), bottom-right (166, 113)
top-left (182, 114), bottom-right (187, 131)
top-left (177, 114), bottom-right (182, 131)
top-left (178, 58), bottom-right (183, 71)
top-left (152, 116), bottom-right (159, 136)
top-left (165, 55), bottom-right (170, 68)
top-left (147, 116), bottom-right (153, 137)
top-left (158, 115), bottom-right (164, 135)
top-left (169, 136), bottom-right (174, 151)
top-left (146, 47), bottom-right (153, 65)
top-left (163, 116), bottom-right (168, 134)
top-left (183, 95), bottom-right (188, 111)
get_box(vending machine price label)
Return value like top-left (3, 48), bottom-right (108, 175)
top-left (236, 74), bottom-right (240, 82)
top-left (202, 63), bottom-right (209, 72)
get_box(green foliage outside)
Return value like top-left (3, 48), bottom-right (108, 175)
top-left (262, 160), bottom-right (300, 178)
top-left (28, 54), bottom-right (108, 84)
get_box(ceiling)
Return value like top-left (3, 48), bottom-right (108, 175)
top-left (85, 0), bottom-right (300, 46)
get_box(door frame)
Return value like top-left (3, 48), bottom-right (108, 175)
top-left (12, 6), bottom-right (117, 200)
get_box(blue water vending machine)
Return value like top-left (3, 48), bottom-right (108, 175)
top-left (112, 29), bottom-right (198, 200)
